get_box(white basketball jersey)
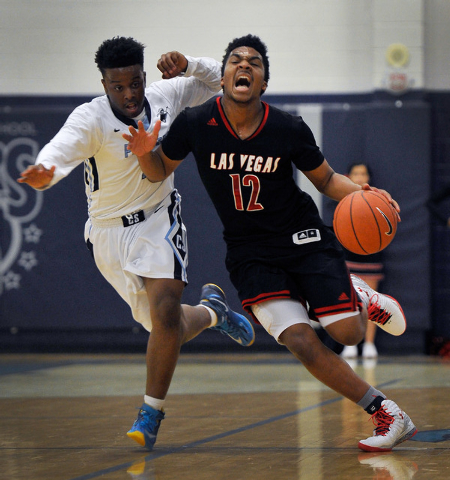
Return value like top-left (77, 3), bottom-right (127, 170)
top-left (36, 55), bottom-right (221, 219)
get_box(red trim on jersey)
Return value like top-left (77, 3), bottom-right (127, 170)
top-left (216, 97), bottom-right (269, 140)
top-left (247, 102), bottom-right (269, 140)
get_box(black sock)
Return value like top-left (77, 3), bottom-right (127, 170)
top-left (365, 395), bottom-right (384, 414)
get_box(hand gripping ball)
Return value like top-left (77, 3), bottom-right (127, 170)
top-left (333, 190), bottom-right (398, 255)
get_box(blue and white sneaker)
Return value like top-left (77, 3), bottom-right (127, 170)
top-left (200, 283), bottom-right (255, 346)
top-left (127, 403), bottom-right (165, 450)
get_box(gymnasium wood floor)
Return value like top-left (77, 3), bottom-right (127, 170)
top-left (1, 352), bottom-right (449, 480)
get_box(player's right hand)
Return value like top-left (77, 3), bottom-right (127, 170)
top-left (123, 120), bottom-right (161, 157)
top-left (362, 183), bottom-right (401, 222)
top-left (17, 164), bottom-right (55, 188)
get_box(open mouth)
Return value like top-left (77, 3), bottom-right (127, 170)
top-left (125, 102), bottom-right (139, 114)
top-left (235, 75), bottom-right (251, 91)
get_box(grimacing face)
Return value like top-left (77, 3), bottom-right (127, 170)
top-left (101, 64), bottom-right (146, 118)
top-left (221, 46), bottom-right (267, 101)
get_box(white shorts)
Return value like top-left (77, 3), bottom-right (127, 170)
top-left (251, 299), bottom-right (359, 344)
top-left (84, 190), bottom-right (188, 331)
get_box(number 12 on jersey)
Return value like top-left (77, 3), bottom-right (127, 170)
top-left (230, 174), bottom-right (264, 211)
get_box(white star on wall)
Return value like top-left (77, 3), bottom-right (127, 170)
top-left (18, 251), bottom-right (38, 271)
top-left (3, 271), bottom-right (21, 290)
top-left (23, 223), bottom-right (43, 244)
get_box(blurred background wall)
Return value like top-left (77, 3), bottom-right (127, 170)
top-left (1, 0), bottom-right (449, 354)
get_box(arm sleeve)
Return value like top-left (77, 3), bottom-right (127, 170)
top-left (183, 55), bottom-right (222, 93)
top-left (291, 117), bottom-right (325, 171)
top-left (34, 105), bottom-right (101, 189)
top-left (154, 56), bottom-right (221, 117)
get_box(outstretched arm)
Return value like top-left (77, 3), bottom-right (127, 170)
top-left (304, 159), bottom-right (401, 220)
top-left (123, 120), bottom-right (181, 182)
top-left (17, 164), bottom-right (56, 189)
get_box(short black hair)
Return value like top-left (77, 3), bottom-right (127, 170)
top-left (95, 36), bottom-right (145, 76)
top-left (222, 34), bottom-right (270, 84)
top-left (347, 162), bottom-right (373, 180)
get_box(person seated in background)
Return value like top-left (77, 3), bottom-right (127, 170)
top-left (341, 163), bottom-right (384, 360)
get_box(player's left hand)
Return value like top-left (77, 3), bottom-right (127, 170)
top-left (362, 184), bottom-right (401, 222)
top-left (157, 51), bottom-right (188, 79)
top-left (123, 120), bottom-right (161, 157)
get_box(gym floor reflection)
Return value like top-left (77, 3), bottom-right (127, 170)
top-left (1, 353), bottom-right (449, 480)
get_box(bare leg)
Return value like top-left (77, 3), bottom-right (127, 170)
top-left (365, 321), bottom-right (377, 344)
top-left (279, 323), bottom-right (371, 402)
top-left (143, 277), bottom-right (211, 399)
top-left (325, 307), bottom-right (367, 346)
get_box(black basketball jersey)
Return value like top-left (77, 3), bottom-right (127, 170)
top-left (161, 97), bottom-right (326, 247)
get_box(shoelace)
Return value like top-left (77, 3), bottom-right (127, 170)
top-left (205, 294), bottom-right (228, 326)
top-left (135, 409), bottom-right (162, 429)
top-left (367, 294), bottom-right (392, 326)
top-left (369, 407), bottom-right (395, 436)
top-left (205, 293), bottom-right (247, 340)
top-left (212, 314), bottom-right (243, 336)
top-left (210, 310), bottom-right (245, 339)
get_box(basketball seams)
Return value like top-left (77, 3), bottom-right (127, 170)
top-left (333, 198), bottom-right (343, 244)
top-left (333, 195), bottom-right (347, 246)
top-left (360, 191), bottom-right (383, 252)
top-left (364, 190), bottom-right (398, 229)
top-left (365, 190), bottom-right (398, 234)
top-left (333, 190), bottom-right (397, 255)
top-left (350, 193), bottom-right (369, 254)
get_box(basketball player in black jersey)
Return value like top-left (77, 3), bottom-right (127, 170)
top-left (124, 34), bottom-right (417, 452)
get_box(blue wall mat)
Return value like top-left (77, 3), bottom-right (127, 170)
top-left (0, 94), bottom-right (442, 351)
top-left (322, 101), bottom-right (431, 351)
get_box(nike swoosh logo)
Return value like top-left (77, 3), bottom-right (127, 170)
top-left (114, 128), bottom-right (120, 132)
top-left (376, 207), bottom-right (393, 235)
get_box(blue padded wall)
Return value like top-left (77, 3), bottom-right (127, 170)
top-left (0, 95), bottom-right (438, 352)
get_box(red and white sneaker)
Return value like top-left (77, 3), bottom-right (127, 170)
top-left (351, 274), bottom-right (407, 336)
top-left (358, 400), bottom-right (417, 452)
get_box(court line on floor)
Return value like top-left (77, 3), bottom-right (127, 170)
top-left (70, 378), bottom-right (401, 480)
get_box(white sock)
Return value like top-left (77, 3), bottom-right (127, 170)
top-left (144, 395), bottom-right (165, 412)
top-left (199, 304), bottom-right (218, 327)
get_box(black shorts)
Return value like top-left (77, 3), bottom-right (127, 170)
top-left (225, 225), bottom-right (359, 322)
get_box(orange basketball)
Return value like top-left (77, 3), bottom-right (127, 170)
top-left (333, 190), bottom-right (398, 255)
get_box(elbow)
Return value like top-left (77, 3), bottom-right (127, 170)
top-left (318, 171), bottom-right (335, 195)
top-left (145, 175), bottom-right (166, 184)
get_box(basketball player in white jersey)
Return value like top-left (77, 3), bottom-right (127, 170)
top-left (17, 36), bottom-right (255, 450)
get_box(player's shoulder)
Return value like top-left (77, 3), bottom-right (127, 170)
top-left (266, 103), bottom-right (309, 132)
top-left (145, 80), bottom-right (170, 97)
top-left (186, 96), bottom-right (218, 113)
top-left (180, 96), bottom-right (219, 120)
top-left (71, 95), bottom-right (110, 116)
top-left (268, 103), bottom-right (305, 124)
top-left (64, 95), bottom-right (110, 126)
top-left (145, 77), bottom-right (187, 100)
